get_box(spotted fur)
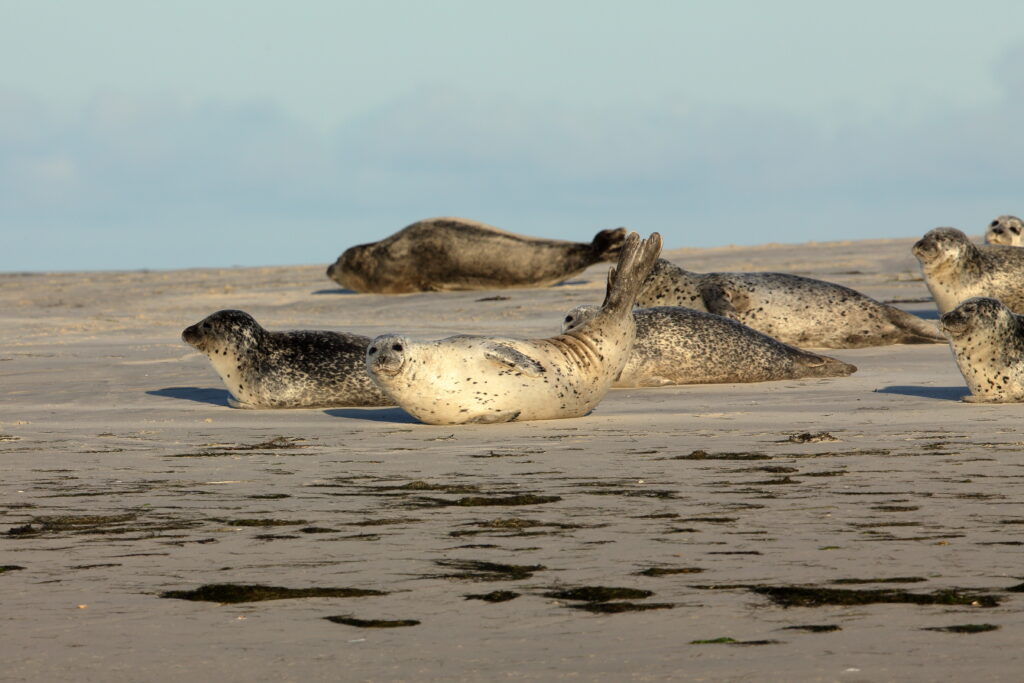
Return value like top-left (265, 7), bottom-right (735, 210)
top-left (940, 297), bottom-right (1024, 403)
top-left (913, 227), bottom-right (1024, 315)
top-left (562, 305), bottom-right (856, 387)
top-left (636, 259), bottom-right (943, 348)
top-left (365, 232), bottom-right (663, 424)
top-left (984, 215), bottom-right (1024, 247)
top-left (181, 310), bottom-right (391, 408)
top-left (327, 217), bottom-right (627, 293)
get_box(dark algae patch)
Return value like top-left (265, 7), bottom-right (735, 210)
top-left (213, 518), bottom-right (308, 527)
top-left (570, 602), bottom-right (674, 614)
top-left (465, 591), bottom-right (520, 603)
top-left (742, 585), bottom-right (1000, 608)
top-left (783, 625), bottom-right (841, 633)
top-left (545, 586), bottom-right (654, 602)
top-left (637, 567), bottom-right (704, 577)
top-left (0, 565), bottom-right (25, 573)
top-left (421, 494), bottom-right (561, 507)
top-left (160, 583), bottom-right (386, 603)
top-left (923, 624), bottom-right (999, 634)
top-left (832, 577), bottom-right (927, 585)
top-left (434, 559), bottom-right (545, 581)
top-left (691, 637), bottom-right (781, 645)
top-left (675, 449), bottom-right (770, 461)
top-left (324, 616), bottom-right (419, 628)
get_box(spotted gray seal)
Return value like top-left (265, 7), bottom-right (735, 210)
top-left (561, 305), bottom-right (857, 387)
top-left (365, 232), bottom-right (663, 424)
top-left (636, 259), bottom-right (944, 348)
top-left (984, 215), bottom-right (1024, 246)
top-left (940, 297), bottom-right (1024, 403)
top-left (327, 217), bottom-right (627, 293)
top-left (912, 227), bottom-right (1024, 315)
top-left (181, 309), bottom-right (392, 408)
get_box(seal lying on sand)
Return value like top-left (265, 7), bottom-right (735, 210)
top-left (913, 227), bottom-right (1024, 315)
top-left (940, 297), bottom-right (1024, 403)
top-left (365, 232), bottom-right (662, 424)
top-left (561, 305), bottom-right (856, 387)
top-left (984, 215), bottom-right (1024, 246)
top-left (636, 259), bottom-right (944, 348)
top-left (182, 310), bottom-right (392, 408)
top-left (327, 217), bottom-right (627, 293)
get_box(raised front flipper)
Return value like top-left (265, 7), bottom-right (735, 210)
top-left (483, 344), bottom-right (546, 376)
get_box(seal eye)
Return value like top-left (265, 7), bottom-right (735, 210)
top-left (1013, 227), bottom-right (1021, 235)
top-left (368, 346), bottom-right (378, 354)
top-left (564, 315), bottom-right (573, 323)
top-left (392, 343), bottom-right (404, 352)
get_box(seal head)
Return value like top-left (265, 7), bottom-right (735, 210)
top-left (984, 215), bottom-right (1024, 246)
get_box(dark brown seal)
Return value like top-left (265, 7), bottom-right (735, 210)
top-left (327, 217), bottom-right (627, 293)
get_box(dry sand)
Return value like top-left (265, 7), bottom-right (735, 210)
top-left (3, 237), bottom-right (1023, 682)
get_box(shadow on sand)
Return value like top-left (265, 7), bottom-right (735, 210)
top-left (148, 387), bottom-right (232, 407)
top-left (311, 288), bottom-right (358, 295)
top-left (875, 385), bottom-right (966, 401)
top-left (324, 407), bottom-right (419, 424)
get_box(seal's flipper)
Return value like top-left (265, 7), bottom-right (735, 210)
top-left (483, 344), bottom-right (546, 376)
top-left (466, 410), bottom-right (521, 424)
top-left (227, 396), bottom-right (257, 409)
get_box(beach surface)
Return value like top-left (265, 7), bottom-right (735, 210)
top-left (3, 236), bottom-right (1023, 682)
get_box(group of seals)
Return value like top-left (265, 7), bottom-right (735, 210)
top-left (561, 305), bottom-right (856, 387)
top-left (327, 217), bottom-right (628, 294)
top-left (912, 227), bottom-right (1024, 315)
top-left (182, 310), bottom-right (391, 409)
top-left (984, 215), bottom-right (1024, 246)
top-left (635, 259), bottom-right (944, 348)
top-left (364, 233), bottom-right (663, 424)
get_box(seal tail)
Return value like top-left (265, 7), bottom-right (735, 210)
top-left (590, 227), bottom-right (629, 261)
top-left (601, 232), bottom-right (663, 315)
top-left (885, 307), bottom-right (948, 344)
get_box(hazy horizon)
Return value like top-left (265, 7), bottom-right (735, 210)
top-left (2, 1), bottom-right (1022, 272)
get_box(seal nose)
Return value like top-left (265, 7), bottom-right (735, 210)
top-left (182, 324), bottom-right (199, 344)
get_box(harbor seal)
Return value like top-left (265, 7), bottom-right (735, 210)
top-left (940, 297), bottom-right (1024, 403)
top-left (912, 227), bottom-right (1024, 315)
top-left (181, 310), bottom-right (392, 408)
top-left (327, 217), bottom-right (627, 293)
top-left (561, 305), bottom-right (857, 387)
top-left (636, 259), bottom-right (944, 348)
top-left (365, 232), bottom-right (663, 424)
top-left (984, 215), bottom-right (1024, 246)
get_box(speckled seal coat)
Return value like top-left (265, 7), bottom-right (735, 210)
top-left (984, 215), bottom-right (1024, 246)
top-left (635, 259), bottom-right (944, 349)
top-left (913, 227), bottom-right (1024, 315)
top-left (181, 310), bottom-right (392, 408)
top-left (940, 297), bottom-right (1024, 403)
top-left (327, 217), bottom-right (627, 293)
top-left (365, 232), bottom-right (663, 424)
top-left (561, 305), bottom-right (857, 387)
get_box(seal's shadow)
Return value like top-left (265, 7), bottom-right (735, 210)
top-left (875, 385), bottom-right (966, 401)
top-left (312, 288), bottom-right (358, 295)
top-left (324, 407), bottom-right (419, 424)
top-left (148, 387), bottom-right (232, 406)
top-left (907, 308), bottom-right (940, 321)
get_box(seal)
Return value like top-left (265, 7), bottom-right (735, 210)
top-left (181, 309), bottom-right (392, 408)
top-left (327, 217), bottom-right (627, 293)
top-left (636, 259), bottom-right (944, 348)
top-left (365, 232), bottom-right (663, 424)
top-left (912, 227), bottom-right (1024, 315)
top-left (561, 305), bottom-right (857, 387)
top-left (940, 297), bottom-right (1024, 403)
top-left (984, 215), bottom-right (1024, 246)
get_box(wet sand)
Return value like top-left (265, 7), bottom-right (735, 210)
top-left (3, 236), bottom-right (1023, 682)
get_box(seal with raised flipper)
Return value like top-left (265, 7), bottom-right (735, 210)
top-left (327, 217), bottom-right (627, 293)
top-left (984, 215), bottom-right (1024, 246)
top-left (561, 305), bottom-right (857, 387)
top-left (635, 259), bottom-right (944, 349)
top-left (940, 296), bottom-right (1024, 403)
top-left (181, 309), bottom-right (392, 408)
top-left (913, 227), bottom-right (1024, 315)
top-left (365, 232), bottom-right (663, 424)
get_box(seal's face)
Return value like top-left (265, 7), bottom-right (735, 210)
top-left (912, 227), bottom-right (972, 266)
top-left (560, 305), bottom-right (599, 333)
top-left (985, 216), bottom-right (1024, 246)
top-left (940, 297), bottom-right (1008, 339)
top-left (182, 310), bottom-right (262, 354)
top-left (366, 334), bottom-right (409, 378)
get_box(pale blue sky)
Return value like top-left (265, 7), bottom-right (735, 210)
top-left (2, 1), bottom-right (1022, 271)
